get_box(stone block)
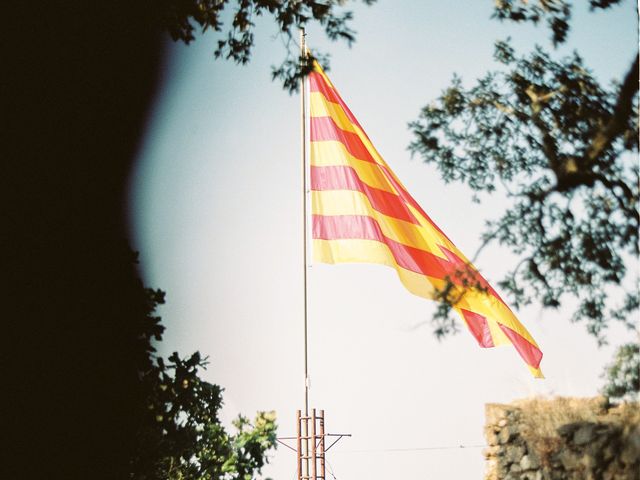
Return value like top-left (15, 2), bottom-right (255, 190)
top-left (620, 444), bottom-right (640, 466)
top-left (573, 423), bottom-right (596, 446)
top-left (486, 403), bottom-right (510, 426)
top-left (505, 445), bottom-right (526, 464)
top-left (498, 455), bottom-right (511, 472)
top-left (499, 425), bottom-right (519, 444)
top-left (521, 471), bottom-right (543, 480)
top-left (485, 427), bottom-right (499, 446)
top-left (483, 445), bottom-right (501, 458)
top-left (484, 470), bottom-right (499, 480)
top-left (557, 449), bottom-right (580, 470)
top-left (520, 453), bottom-right (540, 471)
top-left (602, 443), bottom-right (616, 461)
top-left (557, 422), bottom-right (580, 438)
top-left (579, 454), bottom-right (596, 471)
top-left (485, 397), bottom-right (640, 480)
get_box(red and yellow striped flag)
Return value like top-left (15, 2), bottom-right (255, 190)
top-left (308, 61), bottom-right (543, 377)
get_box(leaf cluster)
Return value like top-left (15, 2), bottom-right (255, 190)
top-left (160, 0), bottom-right (375, 92)
top-left (492, 0), bottom-right (624, 46)
top-left (409, 16), bottom-right (638, 342)
top-left (130, 289), bottom-right (277, 480)
top-left (602, 342), bottom-right (640, 401)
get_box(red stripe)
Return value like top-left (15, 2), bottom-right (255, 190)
top-left (310, 67), bottom-right (481, 266)
top-left (498, 324), bottom-right (543, 369)
top-left (309, 93), bottom-right (505, 303)
top-left (313, 214), bottom-right (445, 278)
top-left (310, 117), bottom-right (376, 164)
top-left (311, 165), bottom-right (419, 224)
top-left (437, 246), bottom-right (506, 305)
top-left (315, 213), bottom-right (540, 367)
top-left (309, 74), bottom-right (449, 239)
top-left (309, 71), bottom-right (365, 132)
top-left (311, 65), bottom-right (541, 371)
top-left (313, 214), bottom-right (493, 291)
top-left (380, 171), bottom-right (450, 239)
top-left (461, 309), bottom-right (494, 348)
top-left (314, 214), bottom-right (509, 308)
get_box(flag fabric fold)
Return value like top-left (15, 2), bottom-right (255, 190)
top-left (307, 60), bottom-right (543, 378)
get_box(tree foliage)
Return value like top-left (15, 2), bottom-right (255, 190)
top-left (160, 0), bottom-right (375, 92)
top-left (130, 288), bottom-right (277, 480)
top-left (492, 0), bottom-right (625, 46)
top-left (602, 342), bottom-right (640, 401)
top-left (409, 0), bottom-right (638, 343)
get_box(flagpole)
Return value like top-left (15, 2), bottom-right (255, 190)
top-left (300, 27), bottom-right (309, 418)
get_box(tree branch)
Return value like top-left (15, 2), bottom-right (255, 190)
top-left (524, 84), bottom-right (569, 178)
top-left (585, 54), bottom-right (639, 165)
top-left (555, 170), bottom-right (637, 212)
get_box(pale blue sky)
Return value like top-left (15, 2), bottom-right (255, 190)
top-left (129, 2), bottom-right (638, 479)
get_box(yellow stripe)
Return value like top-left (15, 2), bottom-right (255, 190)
top-left (313, 61), bottom-right (335, 89)
top-left (311, 62), bottom-right (411, 184)
top-left (309, 89), bottom-right (463, 264)
top-left (311, 61), bottom-right (543, 378)
top-left (314, 233), bottom-right (538, 348)
top-left (308, 96), bottom-right (462, 255)
top-left (431, 277), bottom-right (539, 347)
top-left (315, 237), bottom-right (542, 375)
top-left (310, 141), bottom-right (398, 194)
top-left (311, 65), bottom-right (413, 194)
top-left (350, 122), bottom-right (410, 185)
top-left (530, 366), bottom-right (544, 378)
top-left (486, 317), bottom-right (511, 346)
top-left (309, 87), bottom-right (406, 188)
top-left (404, 204), bottom-right (493, 299)
top-left (312, 190), bottom-right (450, 260)
top-left (310, 92), bottom-right (357, 133)
top-left (313, 238), bottom-right (438, 299)
top-left (405, 204), bottom-right (459, 255)
top-left (315, 238), bottom-right (538, 343)
top-left (309, 89), bottom-right (404, 187)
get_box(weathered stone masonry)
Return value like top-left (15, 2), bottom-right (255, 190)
top-left (483, 398), bottom-right (639, 480)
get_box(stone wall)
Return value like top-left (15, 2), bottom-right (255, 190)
top-left (483, 397), bottom-right (640, 480)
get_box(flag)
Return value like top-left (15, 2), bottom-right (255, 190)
top-left (307, 61), bottom-right (543, 378)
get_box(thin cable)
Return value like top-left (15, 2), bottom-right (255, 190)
top-left (333, 444), bottom-right (486, 453)
top-left (326, 459), bottom-right (338, 480)
top-left (276, 438), bottom-right (297, 453)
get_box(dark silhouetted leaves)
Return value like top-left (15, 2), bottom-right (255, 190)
top-left (131, 289), bottom-right (277, 480)
top-left (409, 7), bottom-right (638, 345)
top-left (492, 0), bottom-right (571, 46)
top-left (160, 0), bottom-right (376, 92)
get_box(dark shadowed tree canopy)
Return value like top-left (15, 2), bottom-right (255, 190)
top-left (8, 1), bottom-right (353, 478)
top-left (160, 0), bottom-right (375, 92)
top-left (409, 0), bottom-right (638, 343)
top-left (131, 289), bottom-right (277, 480)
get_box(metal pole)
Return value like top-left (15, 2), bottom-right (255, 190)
top-left (300, 27), bottom-right (310, 480)
top-left (300, 27), bottom-right (309, 417)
